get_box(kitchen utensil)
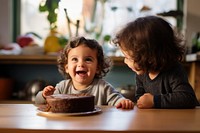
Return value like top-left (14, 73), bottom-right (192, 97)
top-left (25, 79), bottom-right (46, 101)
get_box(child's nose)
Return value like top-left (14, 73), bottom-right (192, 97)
top-left (77, 60), bottom-right (84, 67)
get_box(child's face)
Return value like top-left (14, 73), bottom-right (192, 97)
top-left (121, 49), bottom-right (144, 75)
top-left (65, 44), bottom-right (99, 87)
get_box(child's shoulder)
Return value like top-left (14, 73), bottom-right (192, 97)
top-left (56, 79), bottom-right (72, 86)
top-left (93, 78), bottom-right (107, 84)
top-left (93, 79), bottom-right (113, 87)
top-left (167, 62), bottom-right (185, 73)
top-left (160, 62), bottom-right (187, 78)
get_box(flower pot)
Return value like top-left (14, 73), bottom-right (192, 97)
top-left (0, 78), bottom-right (14, 100)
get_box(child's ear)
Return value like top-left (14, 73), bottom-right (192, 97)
top-left (65, 64), bottom-right (69, 73)
top-left (96, 66), bottom-right (100, 74)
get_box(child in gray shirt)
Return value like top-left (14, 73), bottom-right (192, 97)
top-left (35, 36), bottom-right (134, 109)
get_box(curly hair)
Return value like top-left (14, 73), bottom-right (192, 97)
top-left (113, 15), bottom-right (185, 72)
top-left (57, 36), bottom-right (112, 79)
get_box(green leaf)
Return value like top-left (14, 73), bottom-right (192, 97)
top-left (39, 4), bottom-right (48, 12)
top-left (48, 13), bottom-right (57, 24)
top-left (59, 36), bottom-right (68, 47)
top-left (38, 0), bottom-right (60, 30)
top-left (103, 35), bottom-right (111, 42)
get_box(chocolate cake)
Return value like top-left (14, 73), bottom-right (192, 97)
top-left (45, 94), bottom-right (95, 113)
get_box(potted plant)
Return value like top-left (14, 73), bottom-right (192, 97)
top-left (39, 0), bottom-right (60, 30)
top-left (39, 0), bottom-right (68, 54)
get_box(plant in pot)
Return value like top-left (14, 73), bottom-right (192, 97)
top-left (39, 0), bottom-right (68, 54)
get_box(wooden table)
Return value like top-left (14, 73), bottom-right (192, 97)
top-left (0, 104), bottom-right (200, 133)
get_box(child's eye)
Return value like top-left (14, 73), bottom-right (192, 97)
top-left (85, 57), bottom-right (93, 62)
top-left (71, 58), bottom-right (78, 62)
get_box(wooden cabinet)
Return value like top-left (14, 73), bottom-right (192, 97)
top-left (185, 53), bottom-right (200, 102)
top-left (0, 55), bottom-right (128, 100)
top-left (1, 54), bottom-right (200, 102)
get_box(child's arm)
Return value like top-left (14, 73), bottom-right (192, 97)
top-left (35, 85), bottom-right (55, 105)
top-left (42, 85), bottom-right (56, 98)
top-left (116, 99), bottom-right (134, 109)
top-left (137, 93), bottom-right (154, 109)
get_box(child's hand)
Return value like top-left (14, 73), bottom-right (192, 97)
top-left (137, 93), bottom-right (154, 109)
top-left (116, 99), bottom-right (134, 109)
top-left (42, 85), bottom-right (56, 98)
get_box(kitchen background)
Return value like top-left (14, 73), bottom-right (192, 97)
top-left (0, 0), bottom-right (200, 102)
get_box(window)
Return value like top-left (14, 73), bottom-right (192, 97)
top-left (20, 0), bottom-right (178, 47)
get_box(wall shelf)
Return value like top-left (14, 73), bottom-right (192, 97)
top-left (0, 55), bottom-right (125, 66)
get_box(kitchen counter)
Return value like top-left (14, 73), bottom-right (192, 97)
top-left (0, 104), bottom-right (200, 133)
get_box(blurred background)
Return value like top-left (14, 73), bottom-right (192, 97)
top-left (0, 0), bottom-right (200, 102)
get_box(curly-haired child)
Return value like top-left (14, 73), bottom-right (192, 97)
top-left (35, 36), bottom-right (134, 109)
top-left (112, 16), bottom-right (199, 109)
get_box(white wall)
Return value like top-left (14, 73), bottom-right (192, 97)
top-left (184, 0), bottom-right (200, 50)
top-left (0, 0), bottom-right (12, 45)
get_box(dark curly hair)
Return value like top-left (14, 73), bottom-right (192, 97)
top-left (57, 36), bottom-right (112, 79)
top-left (113, 15), bottom-right (185, 72)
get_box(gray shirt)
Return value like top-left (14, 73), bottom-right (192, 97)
top-left (35, 79), bottom-right (125, 106)
top-left (136, 62), bottom-right (199, 108)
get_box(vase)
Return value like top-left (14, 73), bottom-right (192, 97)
top-left (44, 30), bottom-right (62, 54)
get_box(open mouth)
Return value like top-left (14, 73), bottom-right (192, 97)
top-left (76, 70), bottom-right (87, 76)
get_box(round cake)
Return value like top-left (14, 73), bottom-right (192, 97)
top-left (45, 94), bottom-right (95, 113)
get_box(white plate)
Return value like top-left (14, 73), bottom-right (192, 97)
top-left (37, 106), bottom-right (102, 117)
